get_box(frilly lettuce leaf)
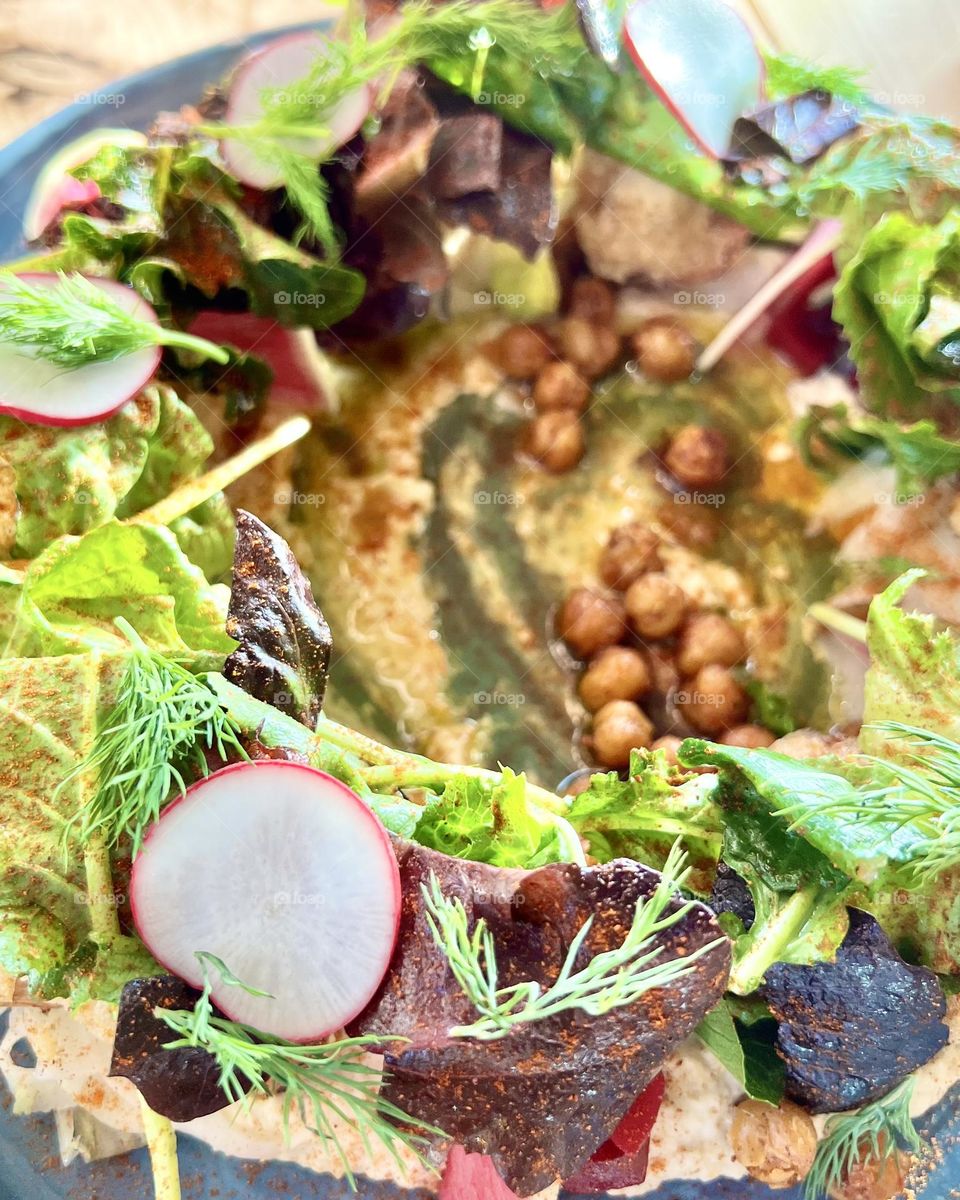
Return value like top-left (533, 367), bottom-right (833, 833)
top-left (566, 748), bottom-right (720, 869)
top-left (414, 766), bottom-right (562, 868)
top-left (833, 210), bottom-right (960, 418)
top-left (0, 652), bottom-right (161, 1002)
top-left (3, 522), bottom-right (233, 659)
top-left (0, 385), bottom-right (217, 561)
top-left (862, 568), bottom-right (960, 746)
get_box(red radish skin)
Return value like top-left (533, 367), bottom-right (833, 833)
top-left (0, 274), bottom-right (161, 427)
top-left (22, 128), bottom-right (147, 242)
top-left (130, 760), bottom-right (401, 1044)
top-left (222, 31), bottom-right (372, 189)
top-left (623, 0), bottom-right (763, 160)
top-left (439, 1146), bottom-right (520, 1200)
top-left (187, 311), bottom-right (331, 410)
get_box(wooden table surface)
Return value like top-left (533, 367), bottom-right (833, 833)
top-left (0, 0), bottom-right (323, 145)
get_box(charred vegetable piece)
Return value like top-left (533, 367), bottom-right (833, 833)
top-left (762, 909), bottom-right (948, 1113)
top-left (434, 124), bottom-right (556, 261)
top-left (354, 841), bottom-right (730, 1195)
top-left (110, 975), bottom-right (248, 1121)
top-left (225, 509), bottom-right (333, 727)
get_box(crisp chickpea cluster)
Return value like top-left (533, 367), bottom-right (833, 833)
top-left (555, 520), bottom-right (772, 769)
top-left (488, 277), bottom-right (720, 476)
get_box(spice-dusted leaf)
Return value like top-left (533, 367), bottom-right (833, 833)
top-left (0, 653), bottom-right (162, 1003)
top-left (696, 999), bottom-right (785, 1106)
top-left (0, 385), bottom-right (213, 560)
top-left (5, 522), bottom-right (233, 660)
top-left (354, 841), bottom-right (730, 1195)
top-left (683, 741), bottom-right (927, 890)
top-left (110, 975), bottom-right (247, 1120)
top-left (414, 767), bottom-right (561, 868)
top-left (862, 569), bottom-right (960, 747)
top-left (681, 741), bottom-right (852, 891)
top-left (224, 510), bottom-right (332, 728)
top-left (763, 909), bottom-right (948, 1113)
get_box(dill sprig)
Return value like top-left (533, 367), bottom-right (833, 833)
top-left (61, 620), bottom-right (247, 854)
top-left (774, 721), bottom-right (960, 885)
top-left (423, 842), bottom-right (723, 1040)
top-left (204, 0), bottom-right (579, 252)
top-left (803, 1077), bottom-right (921, 1199)
top-left (0, 271), bottom-right (229, 369)
top-left (156, 952), bottom-right (439, 1188)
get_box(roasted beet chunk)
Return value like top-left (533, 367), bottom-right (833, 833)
top-left (762, 909), bottom-right (948, 1113)
top-left (110, 976), bottom-right (247, 1121)
top-left (354, 841), bottom-right (730, 1196)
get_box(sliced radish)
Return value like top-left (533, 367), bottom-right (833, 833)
top-left (187, 311), bottom-right (332, 410)
top-left (23, 129), bottom-right (148, 242)
top-left (130, 761), bottom-right (401, 1043)
top-left (222, 31), bottom-right (371, 188)
top-left (623, 0), bottom-right (763, 159)
top-left (0, 274), bottom-right (160, 427)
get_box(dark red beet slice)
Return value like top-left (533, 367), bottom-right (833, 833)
top-left (562, 1072), bottom-right (665, 1192)
top-left (765, 253), bottom-right (843, 377)
top-left (562, 1141), bottom-right (650, 1193)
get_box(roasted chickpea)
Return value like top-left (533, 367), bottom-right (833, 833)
top-left (827, 1137), bottom-right (910, 1200)
top-left (664, 424), bottom-right (731, 490)
top-left (489, 323), bottom-right (553, 380)
top-left (651, 734), bottom-right (684, 765)
top-left (656, 501), bottom-right (721, 551)
top-left (731, 1099), bottom-right (817, 1189)
top-left (624, 572), bottom-right (687, 640)
top-left (631, 317), bottom-right (696, 383)
top-left (721, 723), bottom-right (775, 748)
top-left (676, 613), bottom-right (746, 676)
top-left (680, 664), bottom-right (749, 734)
top-left (557, 316), bottom-right (621, 380)
top-left (533, 361), bottom-right (591, 412)
top-left (599, 522), bottom-right (662, 590)
top-left (591, 699), bottom-right (654, 768)
top-left (526, 411), bottom-right (585, 473)
top-left (578, 645), bottom-right (650, 712)
top-left (568, 276), bottom-right (617, 326)
top-left (556, 588), bottom-right (627, 659)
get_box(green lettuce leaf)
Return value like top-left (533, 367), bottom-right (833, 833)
top-left (0, 652), bottom-right (161, 1002)
top-left (3, 522), bottom-right (233, 659)
top-left (0, 385), bottom-right (215, 560)
top-left (414, 766), bottom-right (562, 868)
top-left (833, 209), bottom-right (960, 417)
top-left (696, 999), bottom-right (785, 1106)
top-left (682, 740), bottom-right (926, 889)
top-left (798, 404), bottom-right (960, 495)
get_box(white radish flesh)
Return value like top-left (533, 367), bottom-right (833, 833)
top-left (22, 129), bottom-right (148, 243)
top-left (130, 761), bottom-right (401, 1043)
top-left (222, 31), bottom-right (371, 189)
top-left (0, 274), bottom-right (160, 427)
top-left (623, 0), bottom-right (763, 160)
